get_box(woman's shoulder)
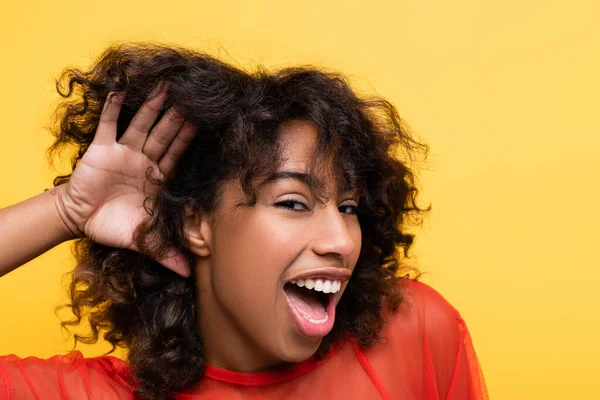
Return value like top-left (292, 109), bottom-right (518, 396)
top-left (352, 279), bottom-right (480, 398)
top-left (381, 278), bottom-right (467, 354)
top-left (390, 278), bottom-right (464, 326)
top-left (0, 350), bottom-right (134, 400)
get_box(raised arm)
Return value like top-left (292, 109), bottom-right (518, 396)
top-left (0, 185), bottom-right (76, 278)
top-left (0, 86), bottom-right (195, 279)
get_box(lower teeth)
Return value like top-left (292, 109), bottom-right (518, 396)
top-left (305, 311), bottom-right (329, 324)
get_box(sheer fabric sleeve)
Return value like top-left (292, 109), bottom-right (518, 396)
top-left (415, 280), bottom-right (488, 400)
top-left (363, 279), bottom-right (488, 400)
top-left (0, 351), bottom-right (134, 400)
top-left (444, 315), bottom-right (488, 399)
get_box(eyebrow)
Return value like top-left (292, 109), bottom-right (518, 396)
top-left (258, 170), bottom-right (358, 198)
top-left (259, 171), bottom-right (325, 193)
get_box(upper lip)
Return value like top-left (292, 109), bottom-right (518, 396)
top-left (285, 267), bottom-right (352, 283)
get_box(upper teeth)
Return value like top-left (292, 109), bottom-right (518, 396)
top-left (290, 279), bottom-right (342, 294)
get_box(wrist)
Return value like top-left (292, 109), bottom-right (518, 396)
top-left (51, 184), bottom-right (84, 242)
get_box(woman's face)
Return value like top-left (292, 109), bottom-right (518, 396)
top-left (190, 120), bottom-right (362, 372)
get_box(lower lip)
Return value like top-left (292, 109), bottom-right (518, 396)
top-left (285, 290), bottom-right (337, 338)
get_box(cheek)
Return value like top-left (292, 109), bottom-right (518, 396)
top-left (212, 212), bottom-right (306, 291)
top-left (237, 211), bottom-right (308, 257)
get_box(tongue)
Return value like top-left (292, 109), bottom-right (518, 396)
top-left (285, 284), bottom-right (327, 320)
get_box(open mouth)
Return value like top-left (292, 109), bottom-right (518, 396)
top-left (283, 278), bottom-right (342, 338)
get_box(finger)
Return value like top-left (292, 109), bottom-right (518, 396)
top-left (119, 84), bottom-right (168, 151)
top-left (158, 121), bottom-right (197, 177)
top-left (93, 92), bottom-right (125, 145)
top-left (128, 242), bottom-right (191, 277)
top-left (157, 250), bottom-right (192, 278)
top-left (142, 107), bottom-right (185, 163)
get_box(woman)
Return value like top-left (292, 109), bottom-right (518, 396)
top-left (0, 44), bottom-right (487, 399)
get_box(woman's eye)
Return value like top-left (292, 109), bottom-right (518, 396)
top-left (275, 200), bottom-right (309, 212)
top-left (339, 205), bottom-right (358, 215)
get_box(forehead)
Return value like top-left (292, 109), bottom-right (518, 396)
top-left (271, 120), bottom-right (357, 198)
top-left (277, 120), bottom-right (321, 170)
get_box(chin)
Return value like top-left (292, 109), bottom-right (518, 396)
top-left (277, 336), bottom-right (323, 363)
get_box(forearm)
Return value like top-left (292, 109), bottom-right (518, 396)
top-left (0, 185), bottom-right (77, 278)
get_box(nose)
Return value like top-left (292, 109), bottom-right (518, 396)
top-left (311, 204), bottom-right (358, 261)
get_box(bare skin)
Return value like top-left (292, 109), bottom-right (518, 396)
top-left (0, 93), bottom-right (360, 376)
top-left (187, 120), bottom-right (362, 372)
top-left (0, 86), bottom-right (196, 279)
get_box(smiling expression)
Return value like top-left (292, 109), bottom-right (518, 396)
top-left (188, 120), bottom-right (362, 373)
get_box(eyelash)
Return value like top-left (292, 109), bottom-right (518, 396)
top-left (275, 200), bottom-right (358, 215)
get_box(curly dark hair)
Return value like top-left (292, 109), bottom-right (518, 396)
top-left (49, 43), bottom-right (429, 400)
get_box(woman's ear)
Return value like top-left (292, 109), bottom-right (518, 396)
top-left (184, 207), bottom-right (212, 257)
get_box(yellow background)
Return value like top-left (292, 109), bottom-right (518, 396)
top-left (1, 1), bottom-right (598, 398)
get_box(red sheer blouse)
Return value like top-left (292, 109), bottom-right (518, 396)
top-left (0, 280), bottom-right (488, 399)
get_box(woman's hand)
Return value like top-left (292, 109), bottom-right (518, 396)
top-left (54, 86), bottom-right (195, 277)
